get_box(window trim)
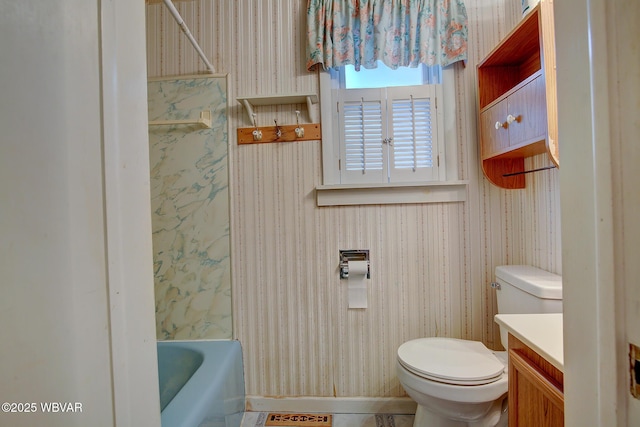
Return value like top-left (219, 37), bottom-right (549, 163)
top-left (317, 66), bottom-right (466, 206)
top-left (315, 180), bottom-right (468, 206)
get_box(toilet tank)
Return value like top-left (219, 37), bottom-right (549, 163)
top-left (494, 265), bottom-right (562, 348)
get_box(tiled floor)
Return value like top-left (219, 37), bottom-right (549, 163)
top-left (240, 412), bottom-right (414, 427)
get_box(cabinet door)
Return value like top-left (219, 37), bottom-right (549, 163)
top-left (508, 349), bottom-right (564, 427)
top-left (480, 100), bottom-right (509, 158)
top-left (506, 75), bottom-right (547, 148)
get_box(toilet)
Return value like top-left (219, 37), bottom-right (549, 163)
top-left (396, 265), bottom-right (562, 427)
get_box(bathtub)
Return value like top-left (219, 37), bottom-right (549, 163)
top-left (157, 340), bottom-right (245, 427)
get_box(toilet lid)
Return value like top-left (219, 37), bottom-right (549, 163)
top-left (397, 338), bottom-right (505, 385)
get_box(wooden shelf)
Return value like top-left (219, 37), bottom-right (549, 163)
top-left (477, 1), bottom-right (558, 189)
top-left (478, 11), bottom-right (542, 109)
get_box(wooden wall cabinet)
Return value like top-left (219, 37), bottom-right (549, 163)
top-left (508, 334), bottom-right (564, 426)
top-left (477, 1), bottom-right (559, 189)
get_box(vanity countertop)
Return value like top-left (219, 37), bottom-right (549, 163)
top-left (494, 313), bottom-right (563, 371)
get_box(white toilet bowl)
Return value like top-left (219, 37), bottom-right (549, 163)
top-left (396, 338), bottom-right (508, 427)
top-left (396, 266), bottom-right (563, 426)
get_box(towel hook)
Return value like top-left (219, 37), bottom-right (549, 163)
top-left (252, 113), bottom-right (262, 141)
top-left (274, 119), bottom-right (282, 139)
top-left (294, 110), bottom-right (304, 138)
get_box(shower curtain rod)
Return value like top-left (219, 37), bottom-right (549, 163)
top-left (162, 0), bottom-right (215, 73)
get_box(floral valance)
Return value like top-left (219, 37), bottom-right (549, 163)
top-left (306, 0), bottom-right (468, 71)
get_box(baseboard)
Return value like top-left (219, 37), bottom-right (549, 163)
top-left (245, 396), bottom-right (417, 415)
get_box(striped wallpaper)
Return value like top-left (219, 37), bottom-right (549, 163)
top-left (145, 0), bottom-right (561, 398)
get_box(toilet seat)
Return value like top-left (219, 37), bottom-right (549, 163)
top-left (397, 338), bottom-right (505, 386)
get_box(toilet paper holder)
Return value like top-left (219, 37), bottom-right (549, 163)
top-left (339, 249), bottom-right (370, 279)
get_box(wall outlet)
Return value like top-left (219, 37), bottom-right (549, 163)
top-left (630, 343), bottom-right (640, 399)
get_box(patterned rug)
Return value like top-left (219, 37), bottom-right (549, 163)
top-left (265, 413), bottom-right (332, 427)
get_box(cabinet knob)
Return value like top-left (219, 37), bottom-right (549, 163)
top-left (507, 114), bottom-right (521, 124)
top-left (495, 121), bottom-right (505, 130)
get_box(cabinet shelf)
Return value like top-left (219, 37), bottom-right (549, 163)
top-left (236, 93), bottom-right (319, 123)
top-left (477, 1), bottom-right (558, 189)
top-left (478, 11), bottom-right (542, 110)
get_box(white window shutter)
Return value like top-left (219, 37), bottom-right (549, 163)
top-left (338, 88), bottom-right (387, 184)
top-left (387, 85), bottom-right (443, 182)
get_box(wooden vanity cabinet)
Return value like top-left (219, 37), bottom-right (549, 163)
top-left (477, 1), bottom-right (558, 189)
top-left (508, 334), bottom-right (564, 427)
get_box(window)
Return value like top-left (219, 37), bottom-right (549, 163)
top-left (339, 84), bottom-right (443, 184)
top-left (343, 62), bottom-right (440, 89)
top-left (320, 62), bottom-right (457, 188)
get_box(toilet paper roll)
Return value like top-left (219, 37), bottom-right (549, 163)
top-left (347, 260), bottom-right (368, 309)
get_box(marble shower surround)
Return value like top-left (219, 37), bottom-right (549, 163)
top-left (148, 76), bottom-right (231, 340)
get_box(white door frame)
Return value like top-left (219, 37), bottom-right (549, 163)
top-left (101, 0), bottom-right (161, 425)
top-left (556, 0), bottom-right (637, 425)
